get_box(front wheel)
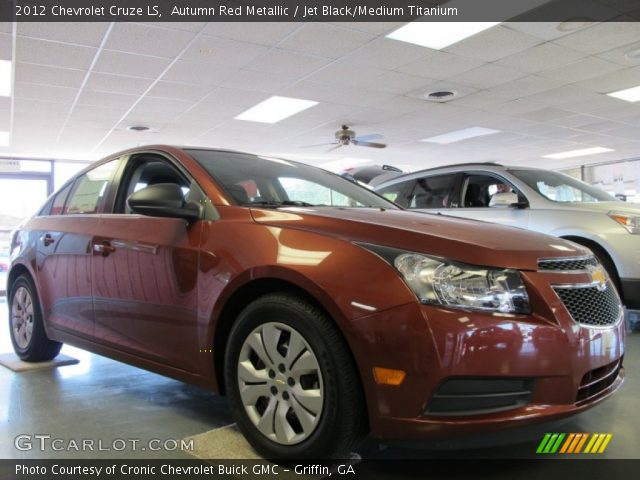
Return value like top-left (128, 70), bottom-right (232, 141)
top-left (225, 293), bottom-right (366, 459)
top-left (9, 274), bottom-right (62, 362)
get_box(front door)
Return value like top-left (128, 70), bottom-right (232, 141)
top-left (91, 154), bottom-right (202, 372)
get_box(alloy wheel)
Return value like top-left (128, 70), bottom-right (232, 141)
top-left (11, 286), bottom-right (34, 349)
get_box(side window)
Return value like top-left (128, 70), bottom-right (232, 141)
top-left (462, 174), bottom-right (520, 208)
top-left (118, 157), bottom-right (191, 214)
top-left (50, 183), bottom-right (73, 215)
top-left (64, 160), bottom-right (119, 215)
top-left (408, 174), bottom-right (457, 209)
top-left (376, 179), bottom-right (415, 207)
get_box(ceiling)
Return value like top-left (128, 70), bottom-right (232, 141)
top-left (1, 21), bottom-right (640, 172)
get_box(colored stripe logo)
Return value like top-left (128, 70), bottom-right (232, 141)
top-left (536, 433), bottom-right (612, 454)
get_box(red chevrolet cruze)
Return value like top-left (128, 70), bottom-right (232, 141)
top-left (7, 146), bottom-right (625, 458)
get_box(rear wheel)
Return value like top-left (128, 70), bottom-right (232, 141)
top-left (225, 293), bottom-right (366, 459)
top-left (9, 274), bottom-right (62, 362)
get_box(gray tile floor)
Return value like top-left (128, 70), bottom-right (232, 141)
top-left (1, 296), bottom-right (638, 460)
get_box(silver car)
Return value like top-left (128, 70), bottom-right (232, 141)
top-left (375, 163), bottom-right (640, 310)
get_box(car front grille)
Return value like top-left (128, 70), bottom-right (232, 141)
top-left (424, 378), bottom-right (534, 416)
top-left (577, 359), bottom-right (622, 404)
top-left (538, 256), bottom-right (598, 272)
top-left (553, 282), bottom-right (621, 327)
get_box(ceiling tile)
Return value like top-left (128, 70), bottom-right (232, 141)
top-left (486, 75), bottom-right (564, 100)
top-left (278, 23), bottom-right (375, 59)
top-left (146, 81), bottom-right (212, 102)
top-left (554, 22), bottom-right (640, 54)
top-left (361, 71), bottom-right (433, 95)
top-left (542, 56), bottom-right (622, 83)
top-left (204, 23), bottom-right (302, 46)
top-left (139, 22), bottom-right (207, 33)
top-left (450, 64), bottom-right (528, 89)
top-left (341, 37), bottom-right (429, 70)
top-left (162, 60), bottom-right (236, 86)
top-left (573, 65), bottom-right (640, 92)
top-left (517, 107), bottom-right (574, 121)
top-left (503, 22), bottom-right (592, 41)
top-left (0, 33), bottom-right (11, 60)
top-left (394, 50), bottom-right (485, 79)
top-left (219, 69), bottom-right (298, 93)
top-left (0, 22), bottom-right (12, 34)
top-left (495, 42), bottom-right (586, 73)
top-left (305, 62), bottom-right (387, 88)
top-left (15, 63), bottom-right (86, 88)
top-left (93, 50), bottom-right (172, 79)
top-left (17, 22), bottom-right (110, 47)
top-left (329, 22), bottom-right (405, 35)
top-left (77, 90), bottom-right (138, 109)
top-left (105, 23), bottom-right (195, 58)
top-left (245, 50), bottom-right (331, 78)
top-left (16, 37), bottom-right (96, 69)
top-left (445, 26), bottom-right (542, 62)
top-left (84, 72), bottom-right (153, 96)
top-left (14, 83), bottom-right (78, 103)
top-left (180, 35), bottom-right (269, 68)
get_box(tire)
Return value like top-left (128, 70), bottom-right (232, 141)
top-left (9, 274), bottom-right (62, 362)
top-left (225, 293), bottom-right (366, 459)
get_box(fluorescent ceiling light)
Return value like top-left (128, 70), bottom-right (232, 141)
top-left (235, 96), bottom-right (318, 124)
top-left (0, 60), bottom-right (12, 97)
top-left (0, 131), bottom-right (9, 146)
top-left (421, 127), bottom-right (500, 144)
top-left (543, 147), bottom-right (613, 159)
top-left (607, 85), bottom-right (640, 103)
top-left (387, 22), bottom-right (499, 50)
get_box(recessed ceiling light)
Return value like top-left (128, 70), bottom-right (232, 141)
top-left (0, 60), bottom-right (12, 97)
top-left (421, 127), bottom-right (500, 144)
top-left (543, 147), bottom-right (613, 159)
top-left (0, 131), bottom-right (10, 146)
top-left (557, 19), bottom-right (593, 32)
top-left (235, 96), bottom-right (318, 124)
top-left (624, 48), bottom-right (640, 60)
top-left (387, 22), bottom-right (499, 50)
top-left (127, 125), bottom-right (151, 132)
top-left (607, 85), bottom-right (640, 103)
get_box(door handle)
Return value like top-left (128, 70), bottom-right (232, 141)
top-left (93, 241), bottom-right (116, 257)
top-left (42, 234), bottom-right (55, 247)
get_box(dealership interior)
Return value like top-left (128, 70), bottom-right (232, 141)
top-left (1, 19), bottom-right (640, 462)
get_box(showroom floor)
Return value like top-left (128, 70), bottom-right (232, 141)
top-left (0, 296), bottom-right (638, 460)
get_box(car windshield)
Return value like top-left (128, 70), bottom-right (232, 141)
top-left (509, 169), bottom-right (617, 203)
top-left (186, 149), bottom-right (398, 209)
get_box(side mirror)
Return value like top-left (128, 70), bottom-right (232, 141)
top-left (127, 183), bottom-right (201, 221)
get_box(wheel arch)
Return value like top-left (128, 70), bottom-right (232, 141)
top-left (210, 269), bottom-right (364, 410)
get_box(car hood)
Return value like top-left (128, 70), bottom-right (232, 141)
top-left (547, 201), bottom-right (640, 214)
top-left (250, 207), bottom-right (589, 271)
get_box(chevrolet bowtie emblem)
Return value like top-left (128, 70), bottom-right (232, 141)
top-left (588, 265), bottom-right (607, 291)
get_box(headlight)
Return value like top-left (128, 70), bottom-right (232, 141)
top-left (608, 211), bottom-right (640, 234)
top-left (359, 244), bottom-right (530, 314)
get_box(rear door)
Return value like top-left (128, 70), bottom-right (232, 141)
top-left (90, 153), bottom-right (203, 372)
top-left (36, 159), bottom-right (121, 338)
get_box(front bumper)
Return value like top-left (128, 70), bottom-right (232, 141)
top-left (349, 270), bottom-right (626, 440)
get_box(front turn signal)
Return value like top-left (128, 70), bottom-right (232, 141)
top-left (373, 367), bottom-right (406, 386)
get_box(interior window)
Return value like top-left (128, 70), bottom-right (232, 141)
top-left (119, 157), bottom-right (191, 214)
top-left (408, 174), bottom-right (456, 209)
top-left (461, 174), bottom-right (519, 208)
top-left (63, 160), bottom-right (119, 215)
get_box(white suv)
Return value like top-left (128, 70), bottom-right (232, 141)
top-left (375, 163), bottom-right (640, 310)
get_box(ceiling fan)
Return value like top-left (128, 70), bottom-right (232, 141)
top-left (302, 125), bottom-right (387, 151)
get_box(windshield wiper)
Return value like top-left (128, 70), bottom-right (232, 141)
top-left (244, 200), bottom-right (317, 208)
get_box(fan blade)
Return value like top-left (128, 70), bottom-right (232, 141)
top-left (353, 133), bottom-right (383, 142)
top-left (327, 144), bottom-right (343, 152)
top-left (352, 140), bottom-right (386, 149)
top-left (300, 142), bottom-right (339, 148)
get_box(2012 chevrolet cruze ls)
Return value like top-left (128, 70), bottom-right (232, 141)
top-left (7, 146), bottom-right (625, 458)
